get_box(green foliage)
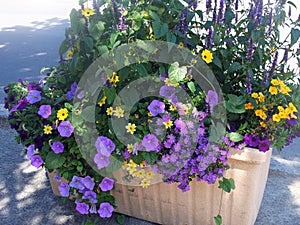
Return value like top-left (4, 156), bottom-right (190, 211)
top-left (214, 215), bottom-right (222, 225)
top-left (218, 178), bottom-right (235, 193)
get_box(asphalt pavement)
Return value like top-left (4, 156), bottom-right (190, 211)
top-left (0, 1), bottom-right (300, 224)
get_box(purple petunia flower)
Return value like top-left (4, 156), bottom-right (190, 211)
top-left (38, 105), bottom-right (52, 119)
top-left (58, 182), bottom-right (70, 197)
top-left (66, 82), bottom-right (78, 101)
top-left (95, 136), bottom-right (115, 157)
top-left (83, 190), bottom-right (98, 203)
top-left (258, 139), bottom-right (270, 152)
top-left (54, 173), bottom-right (61, 182)
top-left (244, 134), bottom-right (259, 148)
top-left (148, 100), bottom-right (165, 116)
top-left (99, 177), bottom-right (114, 191)
top-left (69, 176), bottom-right (85, 190)
top-left (82, 176), bottom-right (95, 190)
top-left (98, 202), bottom-right (114, 218)
top-left (94, 152), bottom-right (110, 169)
top-left (30, 155), bottom-right (44, 168)
top-left (26, 144), bottom-right (35, 159)
top-left (142, 134), bottom-right (159, 152)
top-left (286, 116), bottom-right (297, 126)
top-left (76, 202), bottom-right (89, 215)
top-left (18, 98), bottom-right (28, 111)
top-left (51, 141), bottom-right (64, 154)
top-left (205, 90), bottom-right (218, 113)
top-left (26, 90), bottom-right (41, 104)
top-left (159, 85), bottom-right (176, 99)
top-left (58, 121), bottom-right (74, 137)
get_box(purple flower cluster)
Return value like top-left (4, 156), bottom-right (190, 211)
top-left (206, 27), bottom-right (214, 49)
top-left (66, 82), bottom-right (78, 101)
top-left (246, 69), bottom-right (252, 95)
top-left (177, 9), bottom-right (188, 35)
top-left (246, 38), bottom-right (254, 61)
top-left (244, 134), bottom-right (270, 152)
top-left (94, 136), bottom-right (115, 169)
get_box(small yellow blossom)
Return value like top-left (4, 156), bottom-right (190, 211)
top-left (126, 123), bottom-right (136, 134)
top-left (65, 48), bottom-right (74, 60)
top-left (127, 144), bottom-right (134, 153)
top-left (244, 102), bottom-right (254, 110)
top-left (260, 121), bottom-right (267, 128)
top-left (278, 106), bottom-right (284, 112)
top-left (255, 109), bottom-right (267, 120)
top-left (108, 72), bottom-right (120, 87)
top-left (98, 95), bottom-right (106, 107)
top-left (114, 106), bottom-right (124, 118)
top-left (44, 125), bottom-right (53, 134)
top-left (106, 107), bottom-right (114, 115)
top-left (82, 8), bottom-right (95, 17)
top-left (135, 170), bottom-right (145, 178)
top-left (288, 102), bottom-right (298, 113)
top-left (163, 120), bottom-right (173, 129)
top-left (201, 49), bottom-right (213, 64)
top-left (258, 92), bottom-right (265, 103)
top-left (57, 108), bottom-right (68, 121)
top-left (148, 112), bottom-right (153, 117)
top-left (169, 105), bottom-right (176, 111)
top-left (269, 86), bottom-right (278, 95)
top-left (141, 178), bottom-right (150, 188)
top-left (251, 92), bottom-right (259, 98)
top-left (178, 42), bottom-right (184, 48)
top-left (146, 171), bottom-right (155, 179)
top-left (272, 114), bottom-right (281, 122)
top-left (279, 84), bottom-right (291, 95)
top-left (271, 79), bottom-right (280, 86)
top-left (140, 161), bottom-right (146, 167)
top-left (279, 111), bottom-right (289, 119)
top-left (127, 164), bottom-right (137, 174)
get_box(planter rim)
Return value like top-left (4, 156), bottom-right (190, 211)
top-left (229, 147), bottom-right (272, 165)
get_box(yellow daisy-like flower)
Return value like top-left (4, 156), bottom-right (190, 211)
top-left (251, 92), bottom-right (259, 98)
top-left (141, 178), bottom-right (150, 188)
top-left (127, 164), bottom-right (137, 174)
top-left (126, 123), bottom-right (136, 134)
top-left (82, 8), bottom-right (95, 17)
top-left (164, 78), bottom-right (179, 87)
top-left (127, 144), bottom-right (134, 153)
top-left (139, 161), bottom-right (146, 167)
top-left (65, 48), bottom-right (74, 60)
top-left (178, 42), bottom-right (184, 48)
top-left (260, 121), bottom-right (267, 128)
top-left (244, 102), bottom-right (254, 110)
top-left (106, 107), bottom-right (114, 116)
top-left (57, 108), bottom-right (68, 121)
top-left (98, 95), bottom-right (106, 107)
top-left (269, 86), bottom-right (278, 95)
top-left (272, 114), bottom-right (281, 122)
top-left (146, 171), bottom-right (155, 179)
top-left (163, 120), bottom-right (173, 128)
top-left (114, 106), bottom-right (124, 118)
top-left (135, 169), bottom-right (145, 178)
top-left (271, 79), bottom-right (280, 86)
top-left (44, 125), bottom-right (53, 134)
top-left (258, 92), bottom-right (265, 103)
top-left (201, 49), bottom-right (213, 64)
top-left (169, 105), bottom-right (176, 111)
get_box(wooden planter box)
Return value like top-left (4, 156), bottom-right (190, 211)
top-left (48, 147), bottom-right (272, 225)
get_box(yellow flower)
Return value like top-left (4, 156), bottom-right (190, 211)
top-left (251, 92), bottom-right (259, 98)
top-left (201, 49), bottom-right (213, 64)
top-left (279, 111), bottom-right (289, 119)
top-left (271, 79), bottom-right (280, 86)
top-left (277, 106), bottom-right (284, 112)
top-left (164, 78), bottom-right (179, 87)
top-left (178, 42), bottom-right (184, 48)
top-left (141, 178), bottom-right (150, 188)
top-left (106, 107), bottom-right (114, 115)
top-left (135, 169), bottom-right (145, 178)
top-left (127, 144), bottom-right (134, 153)
top-left (148, 112), bottom-right (153, 117)
top-left (163, 120), bottom-right (173, 129)
top-left (169, 105), bottom-right (176, 111)
top-left (43, 125), bottom-right (52, 134)
top-left (258, 92), bottom-right (265, 103)
top-left (288, 102), bottom-right (298, 113)
top-left (108, 72), bottom-right (120, 87)
top-left (255, 109), bottom-right (267, 120)
top-left (57, 108), bottom-right (68, 120)
top-left (279, 84), bottom-right (291, 95)
top-left (269, 86), bottom-right (278, 95)
top-left (126, 123), bottom-right (136, 134)
top-left (146, 171), bottom-right (155, 179)
top-left (244, 102), bottom-right (254, 110)
top-left (127, 164), bottom-right (137, 174)
top-left (82, 8), bottom-right (95, 17)
top-left (272, 114), bottom-right (281, 122)
top-left (139, 161), bottom-right (146, 167)
top-left (65, 48), bottom-right (74, 60)
top-left (114, 106), bottom-right (124, 118)
top-left (98, 95), bottom-right (106, 107)
top-left (260, 121), bottom-right (267, 128)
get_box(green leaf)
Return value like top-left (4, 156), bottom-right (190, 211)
top-left (225, 94), bottom-right (246, 113)
top-left (110, 33), bottom-right (119, 47)
top-left (142, 152), bottom-right (158, 164)
top-left (116, 215), bottom-right (126, 225)
top-left (218, 178), bottom-right (235, 193)
top-left (228, 132), bottom-right (244, 142)
top-left (187, 81), bottom-right (196, 93)
top-left (149, 11), bottom-right (160, 22)
top-left (228, 62), bottom-right (241, 73)
top-left (166, 33), bottom-right (176, 43)
top-left (45, 152), bottom-right (66, 170)
top-left (81, 105), bottom-right (95, 123)
top-left (225, 7), bottom-right (235, 23)
top-left (291, 28), bottom-right (300, 46)
top-left (209, 122), bottom-right (226, 144)
top-left (104, 87), bottom-right (116, 105)
top-left (213, 56), bottom-right (222, 69)
top-left (59, 39), bottom-right (71, 55)
top-left (84, 37), bottom-right (94, 51)
top-left (97, 45), bottom-right (109, 55)
top-left (152, 21), bottom-right (168, 38)
top-left (214, 215), bottom-right (222, 225)
top-left (168, 62), bottom-right (187, 83)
